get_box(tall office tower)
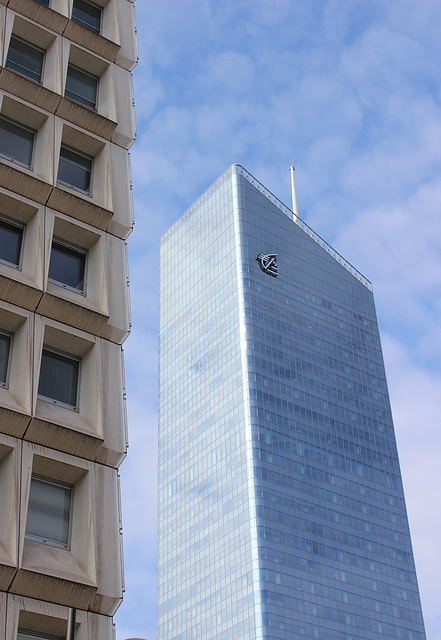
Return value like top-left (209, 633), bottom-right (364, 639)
top-left (0, 1), bottom-right (137, 639)
top-left (158, 165), bottom-right (426, 640)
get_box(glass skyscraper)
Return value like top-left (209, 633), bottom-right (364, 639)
top-left (158, 164), bottom-right (426, 640)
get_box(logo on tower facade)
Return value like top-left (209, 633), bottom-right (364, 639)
top-left (256, 253), bottom-right (278, 277)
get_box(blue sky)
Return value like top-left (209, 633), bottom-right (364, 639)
top-left (115, 2), bottom-right (441, 638)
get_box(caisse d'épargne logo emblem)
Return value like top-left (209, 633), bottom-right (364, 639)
top-left (256, 253), bottom-right (278, 277)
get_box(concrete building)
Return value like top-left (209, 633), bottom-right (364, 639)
top-left (0, 1), bottom-right (137, 638)
top-left (158, 165), bottom-right (426, 640)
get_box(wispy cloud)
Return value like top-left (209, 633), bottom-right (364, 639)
top-left (382, 336), bottom-right (441, 637)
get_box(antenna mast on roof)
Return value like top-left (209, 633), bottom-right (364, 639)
top-left (289, 164), bottom-right (299, 222)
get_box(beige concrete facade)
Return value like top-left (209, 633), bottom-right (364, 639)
top-left (0, 1), bottom-right (137, 638)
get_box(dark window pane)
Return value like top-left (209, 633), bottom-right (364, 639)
top-left (57, 145), bottom-right (92, 193)
top-left (0, 332), bottom-right (11, 386)
top-left (26, 476), bottom-right (72, 547)
top-left (49, 238), bottom-right (86, 291)
top-left (38, 347), bottom-right (79, 407)
top-left (34, 0), bottom-right (50, 5)
top-left (65, 64), bottom-right (98, 109)
top-left (72, 0), bottom-right (102, 34)
top-left (0, 216), bottom-right (24, 266)
top-left (6, 36), bottom-right (44, 83)
top-left (0, 116), bottom-right (35, 167)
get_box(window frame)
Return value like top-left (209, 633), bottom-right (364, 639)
top-left (18, 632), bottom-right (64, 640)
top-left (0, 115), bottom-right (36, 169)
top-left (37, 345), bottom-right (81, 410)
top-left (65, 63), bottom-right (99, 110)
top-left (0, 329), bottom-right (13, 389)
top-left (25, 474), bottom-right (73, 551)
top-left (57, 144), bottom-right (93, 195)
top-left (5, 34), bottom-right (45, 84)
top-left (0, 213), bottom-right (25, 269)
top-left (71, 0), bottom-right (102, 35)
top-left (48, 236), bottom-right (88, 295)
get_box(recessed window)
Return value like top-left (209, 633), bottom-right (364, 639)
top-left (57, 144), bottom-right (92, 194)
top-left (0, 215), bottom-right (24, 267)
top-left (72, 0), bottom-right (102, 34)
top-left (0, 116), bottom-right (35, 168)
top-left (25, 475), bottom-right (72, 550)
top-left (0, 330), bottom-right (12, 388)
top-left (65, 64), bottom-right (98, 109)
top-left (18, 632), bottom-right (63, 640)
top-left (38, 347), bottom-right (80, 408)
top-left (48, 237), bottom-right (87, 293)
top-left (5, 35), bottom-right (44, 83)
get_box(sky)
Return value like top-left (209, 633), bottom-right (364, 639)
top-left (115, 2), bottom-right (441, 638)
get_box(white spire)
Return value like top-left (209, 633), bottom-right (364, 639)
top-left (289, 164), bottom-right (299, 222)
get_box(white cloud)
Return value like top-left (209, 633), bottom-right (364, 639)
top-left (382, 336), bottom-right (441, 640)
top-left (334, 177), bottom-right (441, 347)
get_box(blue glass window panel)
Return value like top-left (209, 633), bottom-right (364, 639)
top-left (72, 0), bottom-right (102, 34)
top-left (65, 64), bottom-right (98, 109)
top-left (0, 116), bottom-right (35, 167)
top-left (6, 35), bottom-right (44, 82)
top-left (48, 238), bottom-right (86, 292)
top-left (25, 476), bottom-right (72, 548)
top-left (34, 0), bottom-right (50, 5)
top-left (0, 216), bottom-right (24, 266)
top-left (57, 145), bottom-right (92, 194)
top-left (38, 347), bottom-right (79, 408)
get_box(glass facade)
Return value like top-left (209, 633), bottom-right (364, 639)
top-left (158, 165), bottom-right (426, 640)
